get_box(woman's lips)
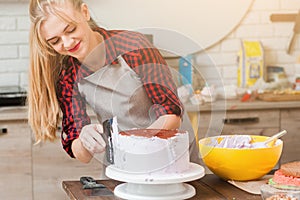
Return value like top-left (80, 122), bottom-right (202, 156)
top-left (68, 42), bottom-right (81, 53)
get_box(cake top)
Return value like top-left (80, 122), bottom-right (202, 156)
top-left (280, 161), bottom-right (300, 178)
top-left (119, 129), bottom-right (186, 139)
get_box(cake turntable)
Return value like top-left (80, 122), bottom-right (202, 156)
top-left (105, 162), bottom-right (205, 200)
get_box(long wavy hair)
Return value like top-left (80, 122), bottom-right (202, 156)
top-left (28, 0), bottom-right (98, 143)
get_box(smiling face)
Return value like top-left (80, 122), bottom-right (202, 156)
top-left (40, 1), bottom-right (101, 62)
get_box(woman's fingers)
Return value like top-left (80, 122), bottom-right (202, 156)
top-left (79, 124), bottom-right (106, 154)
top-left (95, 123), bottom-right (103, 133)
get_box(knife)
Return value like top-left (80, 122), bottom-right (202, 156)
top-left (80, 176), bottom-right (106, 189)
top-left (102, 119), bottom-right (114, 164)
top-left (80, 176), bottom-right (113, 196)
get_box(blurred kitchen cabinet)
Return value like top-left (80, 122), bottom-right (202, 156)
top-left (198, 109), bottom-right (280, 139)
top-left (0, 106), bottom-right (104, 199)
top-left (195, 102), bottom-right (300, 165)
top-left (0, 120), bottom-right (32, 200)
top-left (32, 114), bottom-right (104, 200)
top-left (280, 109), bottom-right (300, 164)
top-left (32, 138), bottom-right (104, 199)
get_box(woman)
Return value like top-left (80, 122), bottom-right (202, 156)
top-left (28, 0), bottom-right (198, 164)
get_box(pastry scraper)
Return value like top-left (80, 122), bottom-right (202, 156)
top-left (102, 118), bottom-right (114, 164)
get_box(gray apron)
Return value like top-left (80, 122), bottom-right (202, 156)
top-left (78, 56), bottom-right (200, 163)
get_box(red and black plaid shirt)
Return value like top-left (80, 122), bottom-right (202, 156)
top-left (57, 27), bottom-right (183, 158)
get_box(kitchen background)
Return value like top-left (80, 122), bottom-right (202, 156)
top-left (0, 0), bottom-right (300, 90)
top-left (0, 1), bottom-right (300, 199)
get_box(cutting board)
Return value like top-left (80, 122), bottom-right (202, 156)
top-left (258, 93), bottom-right (300, 101)
top-left (228, 175), bottom-right (272, 194)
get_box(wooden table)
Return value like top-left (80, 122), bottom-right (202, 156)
top-left (62, 174), bottom-right (262, 200)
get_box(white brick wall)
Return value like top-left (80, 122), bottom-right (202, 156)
top-left (0, 0), bottom-right (299, 90)
top-left (0, 2), bottom-right (29, 88)
top-left (200, 0), bottom-right (300, 87)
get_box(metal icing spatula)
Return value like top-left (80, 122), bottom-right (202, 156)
top-left (102, 119), bottom-right (114, 164)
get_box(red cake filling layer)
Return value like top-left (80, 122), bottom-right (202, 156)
top-left (119, 129), bottom-right (185, 139)
top-left (273, 169), bottom-right (300, 187)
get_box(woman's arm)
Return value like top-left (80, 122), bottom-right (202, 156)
top-left (57, 58), bottom-right (93, 161)
top-left (72, 138), bottom-right (93, 163)
top-left (120, 32), bottom-right (184, 123)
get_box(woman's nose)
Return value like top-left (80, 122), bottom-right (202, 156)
top-left (61, 36), bottom-right (73, 49)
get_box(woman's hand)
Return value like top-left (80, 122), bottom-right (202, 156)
top-left (148, 114), bottom-right (181, 130)
top-left (79, 124), bottom-right (106, 153)
top-left (72, 124), bottom-right (106, 163)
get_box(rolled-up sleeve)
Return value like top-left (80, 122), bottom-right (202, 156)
top-left (56, 62), bottom-right (91, 158)
top-left (121, 33), bottom-right (184, 118)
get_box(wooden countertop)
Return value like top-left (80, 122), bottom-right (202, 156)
top-left (1, 99), bottom-right (299, 121)
top-left (0, 105), bottom-right (96, 121)
top-left (0, 106), bottom-right (28, 121)
top-left (185, 99), bottom-right (300, 112)
top-left (62, 174), bottom-right (262, 200)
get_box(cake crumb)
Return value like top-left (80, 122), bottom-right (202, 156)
top-left (266, 194), bottom-right (298, 200)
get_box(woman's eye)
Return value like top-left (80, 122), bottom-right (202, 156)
top-left (67, 27), bottom-right (76, 33)
top-left (50, 38), bottom-right (59, 45)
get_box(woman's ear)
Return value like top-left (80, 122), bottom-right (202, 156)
top-left (81, 3), bottom-right (90, 21)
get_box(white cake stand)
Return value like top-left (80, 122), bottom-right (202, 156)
top-left (105, 163), bottom-right (205, 200)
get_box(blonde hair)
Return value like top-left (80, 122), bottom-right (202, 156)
top-left (28, 0), bottom-right (98, 143)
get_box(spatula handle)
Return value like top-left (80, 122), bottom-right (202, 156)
top-left (265, 130), bottom-right (287, 144)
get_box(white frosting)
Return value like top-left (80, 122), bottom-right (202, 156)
top-left (112, 130), bottom-right (190, 175)
top-left (209, 135), bottom-right (276, 149)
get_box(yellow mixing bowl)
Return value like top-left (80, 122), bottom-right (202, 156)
top-left (199, 135), bottom-right (283, 181)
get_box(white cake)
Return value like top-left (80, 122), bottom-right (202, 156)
top-left (112, 129), bottom-right (190, 174)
